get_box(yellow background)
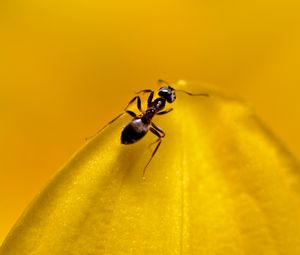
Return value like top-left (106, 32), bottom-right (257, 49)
top-left (1, 0), bottom-right (300, 243)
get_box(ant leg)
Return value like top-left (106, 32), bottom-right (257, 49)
top-left (157, 108), bottom-right (173, 115)
top-left (151, 122), bottom-right (165, 137)
top-left (85, 113), bottom-right (124, 140)
top-left (85, 110), bottom-right (137, 141)
top-left (143, 126), bottom-right (164, 177)
top-left (136, 97), bottom-right (142, 112)
top-left (126, 110), bottom-right (137, 118)
top-left (148, 122), bottom-right (166, 150)
top-left (91, 96), bottom-right (140, 138)
top-left (175, 90), bottom-right (209, 97)
top-left (148, 139), bottom-right (159, 151)
top-left (158, 79), bottom-right (170, 86)
top-left (125, 96), bottom-right (142, 112)
top-left (100, 110), bottom-right (136, 133)
top-left (98, 97), bottom-right (139, 134)
top-left (147, 90), bottom-right (154, 106)
top-left (147, 122), bottom-right (165, 151)
top-left (135, 89), bottom-right (154, 106)
top-left (135, 89), bottom-right (154, 107)
top-left (136, 89), bottom-right (153, 94)
top-left (144, 139), bottom-right (161, 177)
top-left (86, 94), bottom-right (144, 141)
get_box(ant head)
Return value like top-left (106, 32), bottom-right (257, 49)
top-left (158, 86), bottom-right (176, 103)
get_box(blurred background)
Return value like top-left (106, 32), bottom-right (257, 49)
top-left (1, 0), bottom-right (300, 243)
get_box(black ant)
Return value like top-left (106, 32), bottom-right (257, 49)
top-left (95, 80), bottom-right (209, 177)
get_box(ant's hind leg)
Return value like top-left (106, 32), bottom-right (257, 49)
top-left (143, 126), bottom-right (163, 178)
top-left (151, 122), bottom-right (165, 137)
top-left (85, 110), bottom-right (137, 141)
top-left (85, 112), bottom-right (124, 140)
top-left (147, 122), bottom-right (165, 151)
top-left (86, 95), bottom-right (143, 141)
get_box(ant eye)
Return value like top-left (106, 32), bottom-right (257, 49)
top-left (169, 93), bottom-right (176, 102)
top-left (166, 93), bottom-right (176, 103)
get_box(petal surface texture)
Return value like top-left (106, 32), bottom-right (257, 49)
top-left (1, 89), bottom-right (300, 255)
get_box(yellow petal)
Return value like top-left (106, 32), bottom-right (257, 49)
top-left (1, 85), bottom-right (300, 254)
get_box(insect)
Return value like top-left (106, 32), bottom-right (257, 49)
top-left (97, 80), bottom-right (209, 177)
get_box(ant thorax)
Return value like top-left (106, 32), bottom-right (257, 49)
top-left (142, 108), bottom-right (156, 124)
top-left (149, 98), bottom-right (166, 112)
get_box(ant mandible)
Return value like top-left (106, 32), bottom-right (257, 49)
top-left (98, 80), bottom-right (209, 177)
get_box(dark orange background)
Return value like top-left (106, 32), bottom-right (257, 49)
top-left (1, 0), bottom-right (300, 243)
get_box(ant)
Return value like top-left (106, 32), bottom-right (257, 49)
top-left (96, 80), bottom-right (209, 177)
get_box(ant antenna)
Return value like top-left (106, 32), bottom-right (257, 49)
top-left (158, 79), bottom-right (170, 86)
top-left (158, 79), bottom-right (209, 97)
top-left (175, 90), bottom-right (209, 97)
